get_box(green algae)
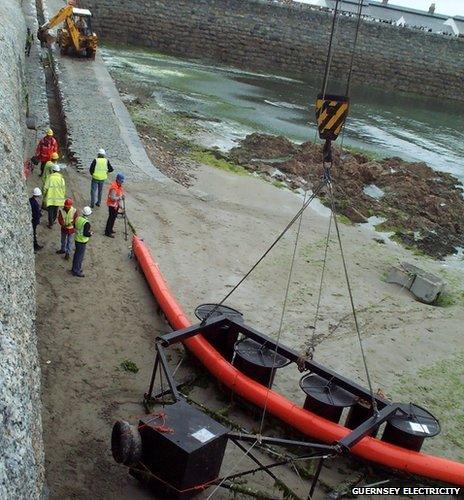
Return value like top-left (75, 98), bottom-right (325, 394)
top-left (190, 150), bottom-right (248, 175)
top-left (395, 352), bottom-right (464, 462)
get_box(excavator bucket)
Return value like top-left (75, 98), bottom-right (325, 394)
top-left (315, 94), bottom-right (349, 141)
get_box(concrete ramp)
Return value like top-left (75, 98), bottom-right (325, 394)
top-left (42, 0), bottom-right (166, 182)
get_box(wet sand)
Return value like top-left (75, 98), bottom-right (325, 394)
top-left (32, 3), bottom-right (464, 495)
top-left (130, 162), bottom-right (464, 462)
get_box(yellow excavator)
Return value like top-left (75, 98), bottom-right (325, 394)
top-left (38, 4), bottom-right (98, 59)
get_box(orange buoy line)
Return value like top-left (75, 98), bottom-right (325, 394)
top-left (132, 236), bottom-right (464, 486)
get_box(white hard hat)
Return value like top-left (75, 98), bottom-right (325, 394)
top-left (53, 164), bottom-right (61, 172)
top-left (98, 148), bottom-right (106, 156)
top-left (82, 206), bottom-right (92, 216)
top-left (33, 187), bottom-right (42, 196)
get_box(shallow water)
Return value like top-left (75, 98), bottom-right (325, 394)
top-left (102, 45), bottom-right (464, 182)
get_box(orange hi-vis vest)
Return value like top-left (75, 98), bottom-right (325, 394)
top-left (106, 181), bottom-right (124, 208)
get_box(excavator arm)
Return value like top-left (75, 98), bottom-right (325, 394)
top-left (64, 15), bottom-right (81, 53)
top-left (38, 5), bottom-right (73, 41)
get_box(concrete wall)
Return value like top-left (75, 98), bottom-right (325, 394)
top-left (0, 0), bottom-right (45, 498)
top-left (80, 0), bottom-right (464, 101)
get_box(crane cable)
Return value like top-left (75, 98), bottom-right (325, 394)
top-left (257, 0), bottom-right (372, 437)
top-left (327, 180), bottom-right (378, 414)
top-left (308, 0), bottom-right (379, 413)
top-left (302, 211), bottom-right (333, 363)
top-left (200, 179), bottom-right (327, 325)
top-left (205, 3), bottom-right (375, 498)
top-left (321, 0), bottom-right (341, 99)
top-left (258, 186), bottom-right (309, 436)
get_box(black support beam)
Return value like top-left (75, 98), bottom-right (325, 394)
top-left (158, 316), bottom-right (390, 410)
top-left (338, 403), bottom-right (402, 450)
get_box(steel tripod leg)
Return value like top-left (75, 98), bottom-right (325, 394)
top-left (308, 457), bottom-right (324, 499)
top-left (145, 352), bottom-right (160, 401)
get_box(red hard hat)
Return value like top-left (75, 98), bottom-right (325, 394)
top-left (64, 198), bottom-right (73, 207)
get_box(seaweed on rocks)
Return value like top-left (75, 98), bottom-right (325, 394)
top-left (228, 133), bottom-right (464, 259)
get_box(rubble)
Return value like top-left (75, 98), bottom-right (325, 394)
top-left (228, 133), bottom-right (464, 259)
top-left (386, 262), bottom-right (445, 304)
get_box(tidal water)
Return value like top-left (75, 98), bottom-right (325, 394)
top-left (102, 46), bottom-right (464, 182)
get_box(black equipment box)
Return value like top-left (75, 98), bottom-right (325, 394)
top-left (135, 400), bottom-right (228, 498)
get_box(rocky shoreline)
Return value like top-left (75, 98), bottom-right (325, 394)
top-left (110, 70), bottom-right (464, 261)
top-left (227, 133), bottom-right (464, 259)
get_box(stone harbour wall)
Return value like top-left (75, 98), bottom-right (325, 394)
top-left (80, 0), bottom-right (464, 101)
top-left (0, 0), bottom-right (45, 498)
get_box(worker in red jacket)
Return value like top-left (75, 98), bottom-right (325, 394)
top-left (36, 129), bottom-right (59, 177)
top-left (57, 198), bottom-right (78, 260)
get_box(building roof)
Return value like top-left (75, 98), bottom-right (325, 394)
top-left (72, 7), bottom-right (92, 17)
top-left (301, 0), bottom-right (462, 34)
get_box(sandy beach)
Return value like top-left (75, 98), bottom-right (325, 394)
top-left (31, 12), bottom-right (464, 496)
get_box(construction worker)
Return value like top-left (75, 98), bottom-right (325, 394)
top-left (89, 148), bottom-right (114, 208)
top-left (104, 173), bottom-right (125, 238)
top-left (25, 27), bottom-right (34, 57)
top-left (72, 206), bottom-right (92, 277)
top-left (36, 129), bottom-right (58, 177)
top-left (42, 152), bottom-right (60, 186)
top-left (57, 198), bottom-right (77, 259)
top-left (43, 164), bottom-right (66, 228)
top-left (29, 187), bottom-right (43, 251)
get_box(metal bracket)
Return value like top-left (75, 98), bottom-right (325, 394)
top-left (337, 404), bottom-right (404, 450)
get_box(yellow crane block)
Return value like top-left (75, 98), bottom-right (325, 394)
top-left (315, 94), bottom-right (349, 141)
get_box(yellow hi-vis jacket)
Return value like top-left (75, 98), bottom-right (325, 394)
top-left (42, 161), bottom-right (55, 185)
top-left (44, 172), bottom-right (66, 207)
top-left (92, 157), bottom-right (109, 181)
top-left (75, 216), bottom-right (90, 243)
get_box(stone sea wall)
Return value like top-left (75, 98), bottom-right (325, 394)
top-left (0, 0), bottom-right (45, 498)
top-left (80, 0), bottom-right (464, 101)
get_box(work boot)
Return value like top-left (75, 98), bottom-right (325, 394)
top-left (56, 249), bottom-right (65, 254)
top-left (64, 253), bottom-right (70, 260)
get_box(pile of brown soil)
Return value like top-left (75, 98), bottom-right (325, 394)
top-left (228, 133), bottom-right (464, 259)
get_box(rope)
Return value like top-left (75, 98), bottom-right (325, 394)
top-left (302, 0), bottom-right (369, 367)
top-left (327, 181), bottom-right (377, 413)
top-left (133, 448), bottom-right (334, 497)
top-left (138, 412), bottom-right (174, 434)
top-left (258, 188), bottom-right (308, 435)
top-left (205, 440), bottom-right (259, 499)
top-left (201, 180), bottom-right (327, 325)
